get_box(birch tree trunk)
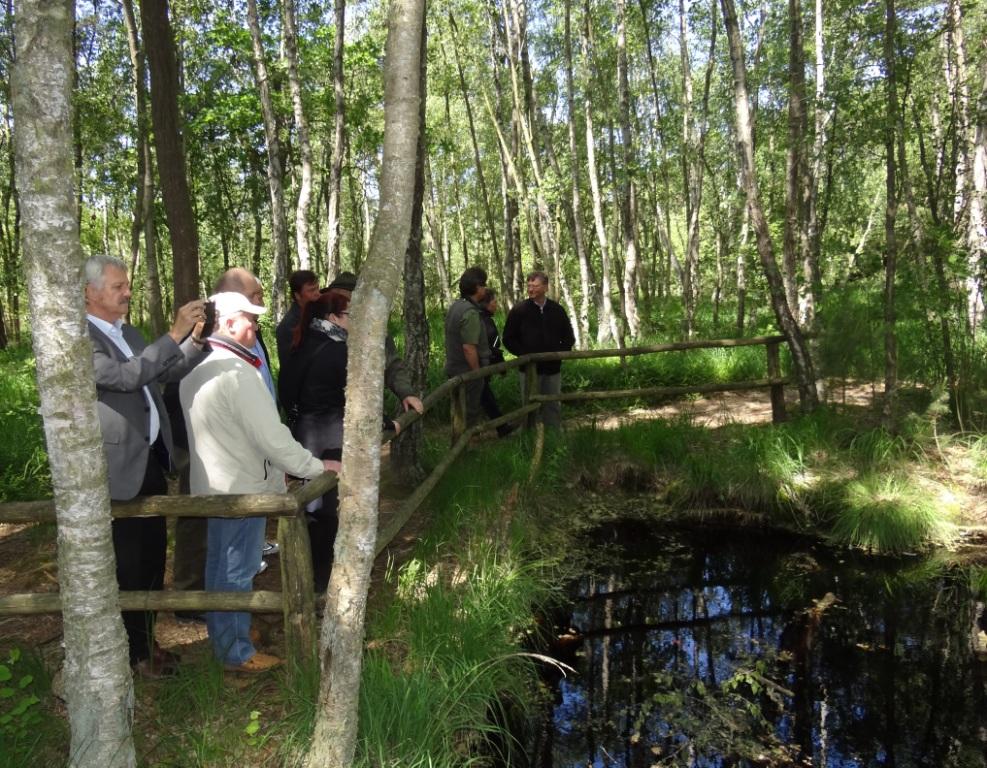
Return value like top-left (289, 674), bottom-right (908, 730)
top-left (720, 0), bottom-right (819, 411)
top-left (679, 0), bottom-right (716, 340)
top-left (946, 0), bottom-right (970, 227)
top-left (139, 0), bottom-right (199, 306)
top-left (447, 15), bottom-right (503, 289)
top-left (968, 54), bottom-right (987, 332)
top-left (282, 0), bottom-right (314, 270)
top-left (392, 13), bottom-right (428, 484)
top-left (326, 0), bottom-right (346, 277)
top-left (325, 0), bottom-right (347, 278)
top-left (13, 1), bottom-right (135, 765)
top-left (582, 0), bottom-right (619, 345)
top-left (246, 0), bottom-right (288, 315)
top-left (803, 0), bottom-right (829, 325)
top-left (564, 0), bottom-right (594, 345)
top-left (783, 0), bottom-right (807, 319)
top-left (304, 0), bottom-right (424, 763)
top-left (882, 0), bottom-right (899, 427)
top-left (616, 0), bottom-right (640, 339)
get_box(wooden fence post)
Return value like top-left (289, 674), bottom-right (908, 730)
top-left (523, 364), bottom-right (539, 429)
top-left (766, 341), bottom-right (787, 423)
top-left (451, 383), bottom-right (467, 442)
top-left (278, 512), bottom-right (317, 676)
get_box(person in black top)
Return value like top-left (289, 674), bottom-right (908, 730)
top-left (275, 269), bottom-right (321, 367)
top-left (502, 270), bottom-right (575, 428)
top-left (477, 289), bottom-right (515, 437)
top-left (279, 291), bottom-right (399, 592)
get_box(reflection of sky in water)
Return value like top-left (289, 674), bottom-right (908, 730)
top-left (540, 526), bottom-right (986, 768)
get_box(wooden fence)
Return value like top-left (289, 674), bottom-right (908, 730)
top-left (0, 333), bottom-right (791, 670)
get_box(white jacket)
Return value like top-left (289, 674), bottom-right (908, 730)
top-left (180, 342), bottom-right (324, 495)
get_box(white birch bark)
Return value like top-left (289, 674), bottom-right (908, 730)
top-left (12, 1), bottom-right (136, 765)
top-left (325, 0), bottom-right (347, 278)
top-left (966, 54), bottom-right (987, 331)
top-left (246, 0), bottom-right (289, 314)
top-left (281, 0), bottom-right (314, 269)
top-left (304, 0), bottom-right (424, 763)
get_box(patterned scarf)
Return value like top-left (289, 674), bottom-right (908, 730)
top-left (311, 317), bottom-right (348, 343)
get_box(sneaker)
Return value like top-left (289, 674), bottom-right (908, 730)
top-left (225, 652), bottom-right (282, 674)
top-left (262, 540), bottom-right (280, 557)
top-left (258, 559), bottom-right (269, 575)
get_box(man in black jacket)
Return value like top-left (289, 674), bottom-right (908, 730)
top-left (502, 270), bottom-right (575, 428)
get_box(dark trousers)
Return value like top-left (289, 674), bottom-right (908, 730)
top-left (308, 446), bottom-right (342, 594)
top-left (481, 379), bottom-right (514, 436)
top-left (112, 447), bottom-right (167, 664)
top-left (172, 466), bottom-right (206, 593)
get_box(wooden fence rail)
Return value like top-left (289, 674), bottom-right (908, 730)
top-left (0, 333), bottom-right (793, 670)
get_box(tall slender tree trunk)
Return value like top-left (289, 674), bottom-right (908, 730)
top-left (803, 0), bottom-right (829, 326)
top-left (325, 0), bottom-right (347, 279)
top-left (393, 14), bottom-right (428, 484)
top-left (783, 0), bottom-right (807, 320)
top-left (736, 198), bottom-right (750, 334)
top-left (282, 0), bottom-right (314, 270)
top-left (139, 0), bottom-right (199, 306)
top-left (968, 54), bottom-right (987, 332)
top-left (582, 0), bottom-right (619, 344)
top-left (720, 0), bottom-right (818, 411)
top-left (121, 0), bottom-right (164, 337)
top-left (679, 0), bottom-right (716, 340)
top-left (563, 0), bottom-right (594, 345)
top-left (246, 0), bottom-right (288, 315)
top-left (447, 16), bottom-right (503, 290)
top-left (882, 0), bottom-right (899, 427)
top-left (946, 0), bottom-right (970, 227)
top-left (305, 0), bottom-right (425, 764)
top-left (13, 2), bottom-right (136, 765)
top-left (615, 0), bottom-right (640, 339)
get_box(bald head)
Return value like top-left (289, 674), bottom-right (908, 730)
top-left (215, 267), bottom-right (263, 307)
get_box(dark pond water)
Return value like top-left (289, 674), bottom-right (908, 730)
top-left (531, 521), bottom-right (987, 768)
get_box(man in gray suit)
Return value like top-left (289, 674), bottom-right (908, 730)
top-left (85, 254), bottom-right (206, 678)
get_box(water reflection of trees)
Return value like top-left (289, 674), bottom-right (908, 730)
top-left (539, 526), bottom-right (987, 768)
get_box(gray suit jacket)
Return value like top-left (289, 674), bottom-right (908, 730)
top-left (88, 321), bottom-right (205, 500)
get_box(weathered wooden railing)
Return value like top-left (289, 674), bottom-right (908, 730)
top-left (0, 333), bottom-right (791, 672)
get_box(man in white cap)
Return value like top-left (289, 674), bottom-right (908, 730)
top-left (180, 291), bottom-right (338, 673)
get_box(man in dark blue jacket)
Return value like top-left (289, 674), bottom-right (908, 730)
top-left (502, 270), bottom-right (575, 428)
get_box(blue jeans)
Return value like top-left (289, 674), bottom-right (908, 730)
top-left (205, 516), bottom-right (265, 665)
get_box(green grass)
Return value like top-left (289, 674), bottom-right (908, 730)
top-left (0, 346), bottom-right (50, 502)
top-left (543, 406), bottom-right (962, 554)
top-left (830, 475), bottom-right (948, 553)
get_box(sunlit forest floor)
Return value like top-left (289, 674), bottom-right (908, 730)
top-left (3, 384), bottom-right (987, 765)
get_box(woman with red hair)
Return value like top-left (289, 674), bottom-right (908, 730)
top-left (279, 291), bottom-right (398, 593)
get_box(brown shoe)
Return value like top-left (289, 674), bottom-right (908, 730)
top-left (225, 652), bottom-right (282, 674)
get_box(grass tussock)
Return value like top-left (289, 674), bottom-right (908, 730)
top-left (554, 406), bottom-right (963, 554)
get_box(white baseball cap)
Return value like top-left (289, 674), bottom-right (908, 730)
top-left (210, 291), bottom-right (267, 318)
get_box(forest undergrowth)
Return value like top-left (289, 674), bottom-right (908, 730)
top-left (4, 338), bottom-right (987, 765)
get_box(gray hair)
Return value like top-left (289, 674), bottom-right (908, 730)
top-left (84, 255), bottom-right (128, 288)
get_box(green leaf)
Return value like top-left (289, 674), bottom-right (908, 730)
top-left (0, 687), bottom-right (14, 699)
top-left (0, 665), bottom-right (11, 682)
top-left (18, 675), bottom-right (33, 689)
top-left (10, 695), bottom-right (39, 716)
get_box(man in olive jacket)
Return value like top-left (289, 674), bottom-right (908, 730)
top-left (502, 270), bottom-right (575, 428)
top-left (443, 267), bottom-right (490, 427)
